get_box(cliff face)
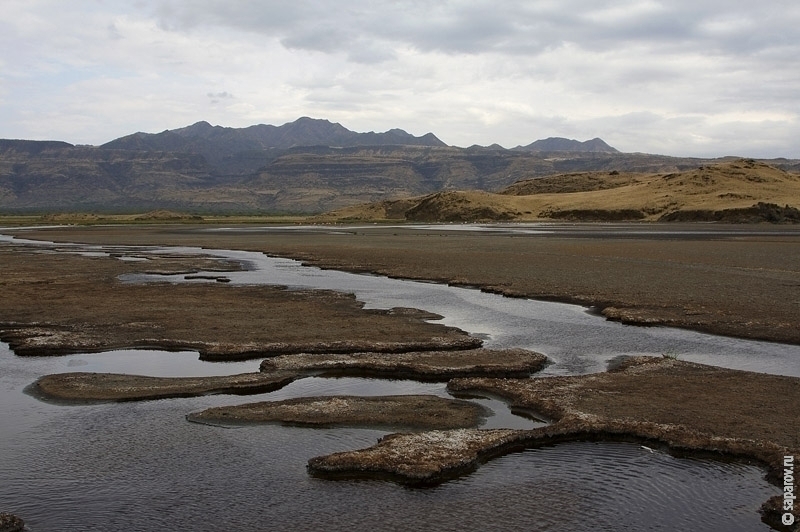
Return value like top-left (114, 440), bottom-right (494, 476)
top-left (0, 143), bottom-right (214, 212)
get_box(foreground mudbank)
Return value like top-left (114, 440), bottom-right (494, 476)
top-left (188, 395), bottom-right (489, 430)
top-left (31, 348), bottom-right (547, 402)
top-left (308, 357), bottom-right (799, 529)
top-left (30, 371), bottom-right (299, 403)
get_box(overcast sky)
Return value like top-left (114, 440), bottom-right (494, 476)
top-left (1, 1), bottom-right (798, 157)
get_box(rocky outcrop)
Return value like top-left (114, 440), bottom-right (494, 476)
top-left (659, 202), bottom-right (800, 223)
top-left (541, 208), bottom-right (646, 221)
top-left (403, 191), bottom-right (518, 222)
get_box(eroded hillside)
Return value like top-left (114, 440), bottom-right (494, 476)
top-left (319, 159), bottom-right (800, 223)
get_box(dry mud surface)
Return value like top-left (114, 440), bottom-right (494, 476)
top-left (31, 348), bottom-right (547, 403)
top-left (31, 371), bottom-right (299, 403)
top-left (259, 348), bottom-right (548, 380)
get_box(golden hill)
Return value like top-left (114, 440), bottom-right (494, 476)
top-left (317, 159), bottom-right (800, 223)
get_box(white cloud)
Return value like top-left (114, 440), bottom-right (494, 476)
top-left (0, 0), bottom-right (798, 157)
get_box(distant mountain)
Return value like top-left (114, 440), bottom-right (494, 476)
top-left (101, 117), bottom-right (447, 168)
top-left (0, 139), bottom-right (74, 154)
top-left (3, 119), bottom-right (798, 215)
top-left (514, 137), bottom-right (619, 153)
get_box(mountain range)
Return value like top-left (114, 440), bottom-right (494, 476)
top-left (0, 118), bottom-right (796, 214)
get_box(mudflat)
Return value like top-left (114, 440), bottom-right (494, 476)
top-left (0, 244), bottom-right (478, 359)
top-left (10, 223), bottom-right (800, 345)
top-left (2, 223), bottom-right (798, 527)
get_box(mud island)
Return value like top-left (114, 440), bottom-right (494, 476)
top-left (0, 246), bottom-right (479, 359)
top-left (187, 394), bottom-right (489, 430)
top-left (258, 348), bottom-right (548, 380)
top-left (31, 348), bottom-right (547, 403)
top-left (30, 371), bottom-right (299, 403)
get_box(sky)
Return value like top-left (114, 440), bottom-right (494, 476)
top-left (1, 0), bottom-right (799, 158)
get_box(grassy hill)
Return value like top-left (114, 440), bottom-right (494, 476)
top-left (317, 159), bottom-right (800, 223)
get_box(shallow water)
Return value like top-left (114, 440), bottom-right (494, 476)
top-left (0, 342), bottom-right (780, 532)
top-left (0, 229), bottom-right (795, 531)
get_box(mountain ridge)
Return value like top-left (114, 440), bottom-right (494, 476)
top-left (514, 137), bottom-right (619, 153)
top-left (2, 118), bottom-right (798, 215)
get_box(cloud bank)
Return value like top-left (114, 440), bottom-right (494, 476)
top-left (1, 0), bottom-right (798, 157)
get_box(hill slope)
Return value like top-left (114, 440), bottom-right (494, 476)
top-left (318, 160), bottom-right (800, 223)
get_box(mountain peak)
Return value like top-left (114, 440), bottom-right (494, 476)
top-left (515, 137), bottom-right (619, 153)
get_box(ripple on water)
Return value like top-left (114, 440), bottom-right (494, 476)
top-left (4, 398), bottom-right (779, 532)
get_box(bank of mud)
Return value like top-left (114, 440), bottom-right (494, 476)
top-left (8, 224), bottom-right (800, 345)
top-left (187, 394), bottom-right (489, 430)
top-left (0, 246), bottom-right (479, 360)
top-left (309, 357), bottom-right (799, 528)
top-left (31, 348), bottom-right (547, 403)
top-left (259, 348), bottom-right (548, 381)
top-left (3, 226), bottom-right (799, 529)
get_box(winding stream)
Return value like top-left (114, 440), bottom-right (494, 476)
top-left (0, 229), bottom-right (796, 531)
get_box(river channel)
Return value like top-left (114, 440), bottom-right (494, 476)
top-left (0, 229), bottom-right (796, 531)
